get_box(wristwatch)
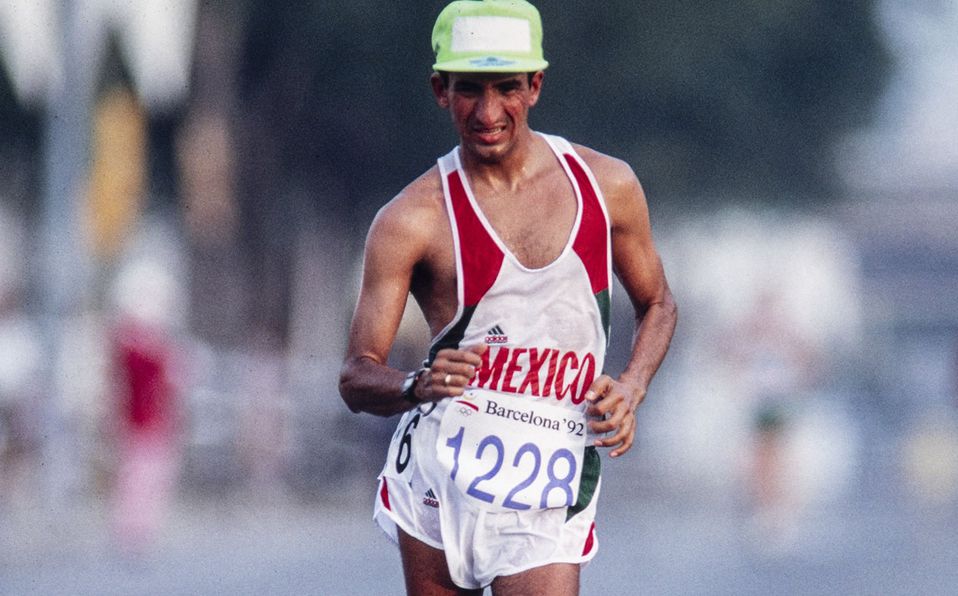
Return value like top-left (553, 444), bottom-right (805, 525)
top-left (401, 367), bottom-right (428, 404)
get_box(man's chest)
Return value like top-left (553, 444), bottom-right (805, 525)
top-left (475, 178), bottom-right (577, 270)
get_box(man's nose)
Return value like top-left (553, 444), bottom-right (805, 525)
top-left (474, 91), bottom-right (503, 125)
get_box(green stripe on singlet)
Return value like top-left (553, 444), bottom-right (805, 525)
top-left (594, 288), bottom-right (610, 344)
top-left (567, 446), bottom-right (601, 521)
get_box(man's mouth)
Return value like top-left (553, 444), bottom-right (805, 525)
top-left (472, 125), bottom-right (506, 144)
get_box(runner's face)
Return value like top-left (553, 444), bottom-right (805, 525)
top-left (432, 71), bottom-right (543, 163)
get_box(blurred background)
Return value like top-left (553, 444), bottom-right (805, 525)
top-left (1, 0), bottom-right (957, 594)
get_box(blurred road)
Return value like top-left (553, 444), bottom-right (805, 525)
top-left (3, 448), bottom-right (957, 596)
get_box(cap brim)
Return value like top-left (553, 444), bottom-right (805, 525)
top-left (433, 56), bottom-right (549, 73)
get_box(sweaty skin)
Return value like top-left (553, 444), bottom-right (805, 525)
top-left (339, 70), bottom-right (677, 595)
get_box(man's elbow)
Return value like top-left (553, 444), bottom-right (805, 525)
top-left (663, 290), bottom-right (678, 321)
top-left (659, 291), bottom-right (678, 332)
top-left (636, 289), bottom-right (678, 326)
top-left (338, 363), bottom-right (362, 413)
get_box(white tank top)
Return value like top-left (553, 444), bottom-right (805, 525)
top-left (431, 133), bottom-right (612, 413)
top-left (380, 134), bottom-right (610, 514)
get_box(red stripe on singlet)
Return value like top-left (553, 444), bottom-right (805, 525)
top-left (380, 478), bottom-right (391, 511)
top-left (566, 155), bottom-right (609, 295)
top-left (447, 170), bottom-right (505, 307)
top-left (582, 521), bottom-right (596, 556)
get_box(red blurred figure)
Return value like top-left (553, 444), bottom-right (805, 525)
top-left (115, 320), bottom-right (177, 436)
top-left (108, 261), bottom-right (184, 556)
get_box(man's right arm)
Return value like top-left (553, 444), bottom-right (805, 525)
top-left (338, 189), bottom-right (431, 417)
top-left (338, 182), bottom-right (484, 417)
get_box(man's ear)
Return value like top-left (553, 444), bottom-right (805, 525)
top-left (527, 70), bottom-right (544, 107)
top-left (430, 73), bottom-right (449, 108)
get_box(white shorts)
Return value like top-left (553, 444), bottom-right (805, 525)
top-left (373, 400), bottom-right (602, 590)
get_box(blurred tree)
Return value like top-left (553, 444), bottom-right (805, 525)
top-left (233, 1), bottom-right (449, 346)
top-left (237, 1), bottom-right (449, 222)
top-left (538, 0), bottom-right (891, 203)
top-left (0, 66), bottom-right (40, 213)
top-left (236, 0), bottom-right (889, 215)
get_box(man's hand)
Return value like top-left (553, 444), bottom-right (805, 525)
top-left (415, 344), bottom-right (488, 402)
top-left (584, 375), bottom-right (647, 458)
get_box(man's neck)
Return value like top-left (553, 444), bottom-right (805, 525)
top-left (459, 128), bottom-right (541, 192)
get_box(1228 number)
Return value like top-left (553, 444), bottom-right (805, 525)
top-left (444, 426), bottom-right (577, 509)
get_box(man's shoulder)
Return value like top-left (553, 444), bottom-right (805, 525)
top-left (566, 142), bottom-right (642, 204)
top-left (568, 142), bottom-right (637, 185)
top-left (381, 165), bottom-right (443, 214)
top-left (372, 165), bottom-right (446, 239)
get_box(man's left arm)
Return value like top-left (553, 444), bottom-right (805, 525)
top-left (580, 150), bottom-right (678, 457)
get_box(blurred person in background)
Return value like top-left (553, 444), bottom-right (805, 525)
top-left (107, 258), bottom-right (185, 556)
top-left (339, 1), bottom-right (676, 594)
top-left (727, 287), bottom-right (820, 545)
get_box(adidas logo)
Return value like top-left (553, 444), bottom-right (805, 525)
top-left (422, 489), bottom-right (440, 508)
top-left (485, 325), bottom-right (508, 345)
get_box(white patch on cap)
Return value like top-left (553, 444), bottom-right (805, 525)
top-left (451, 16), bottom-right (531, 53)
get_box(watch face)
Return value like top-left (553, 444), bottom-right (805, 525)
top-left (402, 371), bottom-right (418, 396)
top-left (402, 368), bottom-right (426, 403)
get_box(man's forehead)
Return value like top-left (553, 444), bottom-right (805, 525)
top-left (445, 71), bottom-right (531, 84)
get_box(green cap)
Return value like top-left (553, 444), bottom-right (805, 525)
top-left (432, 0), bottom-right (549, 73)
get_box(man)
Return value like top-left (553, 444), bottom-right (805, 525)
top-left (339, 1), bottom-right (676, 594)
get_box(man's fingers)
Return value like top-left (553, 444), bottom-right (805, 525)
top-left (598, 413), bottom-right (636, 458)
top-left (427, 368), bottom-right (470, 391)
top-left (589, 415), bottom-right (616, 435)
top-left (584, 375), bottom-right (614, 403)
top-left (588, 399), bottom-right (627, 434)
top-left (434, 347), bottom-right (482, 371)
top-left (436, 345), bottom-right (485, 367)
top-left (609, 417), bottom-right (636, 458)
top-left (428, 344), bottom-right (487, 394)
top-left (441, 371), bottom-right (472, 387)
top-left (465, 343), bottom-right (488, 357)
top-left (433, 361), bottom-right (477, 380)
top-left (609, 413), bottom-right (634, 446)
top-left (587, 386), bottom-right (622, 419)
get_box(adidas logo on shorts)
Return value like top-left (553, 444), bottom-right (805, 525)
top-left (485, 325), bottom-right (508, 345)
top-left (422, 489), bottom-right (440, 508)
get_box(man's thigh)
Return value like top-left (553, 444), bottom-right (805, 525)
top-left (398, 528), bottom-right (483, 596)
top-left (490, 562), bottom-right (580, 596)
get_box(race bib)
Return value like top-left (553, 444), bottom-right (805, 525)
top-left (436, 390), bottom-right (587, 511)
